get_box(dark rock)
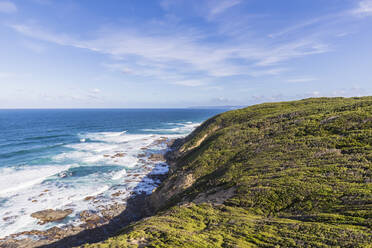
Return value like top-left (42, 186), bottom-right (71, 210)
top-left (84, 196), bottom-right (95, 201)
top-left (148, 153), bottom-right (165, 162)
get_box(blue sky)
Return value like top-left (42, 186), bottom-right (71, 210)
top-left (0, 0), bottom-right (372, 108)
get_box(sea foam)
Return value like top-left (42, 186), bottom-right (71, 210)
top-left (142, 122), bottom-right (201, 134)
top-left (0, 123), bottom-right (200, 239)
top-left (0, 165), bottom-right (71, 197)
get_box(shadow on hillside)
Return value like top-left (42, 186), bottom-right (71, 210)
top-left (37, 169), bottom-right (166, 248)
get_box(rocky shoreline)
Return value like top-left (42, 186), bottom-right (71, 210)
top-left (0, 137), bottom-right (178, 248)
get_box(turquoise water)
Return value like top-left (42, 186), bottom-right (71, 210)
top-left (0, 109), bottom-right (225, 237)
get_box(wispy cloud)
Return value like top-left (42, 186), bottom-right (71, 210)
top-left (286, 77), bottom-right (317, 83)
top-left (269, 1), bottom-right (372, 40)
top-left (1, 0), bottom-right (371, 108)
top-left (160, 0), bottom-right (242, 20)
top-left (352, 0), bottom-right (372, 16)
top-left (9, 23), bottom-right (329, 83)
top-left (11, 0), bottom-right (363, 88)
top-left (86, 88), bottom-right (102, 100)
top-left (207, 0), bottom-right (241, 18)
top-left (9, 24), bottom-right (75, 46)
top-left (268, 16), bottom-right (328, 38)
top-left (0, 1), bottom-right (17, 13)
top-left (173, 79), bottom-right (205, 87)
top-left (254, 40), bottom-right (329, 66)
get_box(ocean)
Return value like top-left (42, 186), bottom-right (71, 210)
top-left (0, 108), bottom-right (226, 238)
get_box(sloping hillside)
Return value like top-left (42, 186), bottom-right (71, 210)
top-left (84, 97), bottom-right (372, 248)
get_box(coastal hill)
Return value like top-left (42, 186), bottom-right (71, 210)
top-left (85, 97), bottom-right (372, 247)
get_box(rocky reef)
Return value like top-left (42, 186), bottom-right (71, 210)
top-left (0, 137), bottom-right (175, 248)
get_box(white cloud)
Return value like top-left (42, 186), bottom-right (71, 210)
top-left (91, 88), bottom-right (101, 93)
top-left (330, 87), bottom-right (371, 97)
top-left (63, 88), bottom-right (104, 102)
top-left (172, 79), bottom-right (205, 87)
top-left (209, 96), bottom-right (231, 104)
top-left (311, 91), bottom-right (320, 96)
top-left (86, 88), bottom-right (102, 99)
top-left (353, 0), bottom-right (372, 16)
top-left (0, 1), bottom-right (17, 13)
top-left (286, 77), bottom-right (317, 83)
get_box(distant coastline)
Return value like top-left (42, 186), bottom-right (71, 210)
top-left (187, 105), bottom-right (245, 110)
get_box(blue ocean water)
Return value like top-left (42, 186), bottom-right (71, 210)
top-left (0, 108), bottom-right (225, 237)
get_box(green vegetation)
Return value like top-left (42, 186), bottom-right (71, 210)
top-left (84, 97), bottom-right (372, 247)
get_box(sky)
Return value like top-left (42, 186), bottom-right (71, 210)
top-left (0, 0), bottom-right (372, 108)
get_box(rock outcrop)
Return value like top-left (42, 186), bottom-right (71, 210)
top-left (31, 209), bottom-right (73, 224)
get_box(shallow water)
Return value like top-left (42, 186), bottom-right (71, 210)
top-left (0, 109), bottom-right (225, 238)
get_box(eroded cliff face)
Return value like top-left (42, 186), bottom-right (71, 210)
top-left (149, 122), bottom-right (224, 212)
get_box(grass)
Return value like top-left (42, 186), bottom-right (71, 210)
top-left (83, 97), bottom-right (372, 247)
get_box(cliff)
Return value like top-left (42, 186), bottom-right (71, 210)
top-left (84, 97), bottom-right (372, 247)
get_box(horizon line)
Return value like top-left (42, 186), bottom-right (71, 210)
top-left (0, 106), bottom-right (238, 110)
